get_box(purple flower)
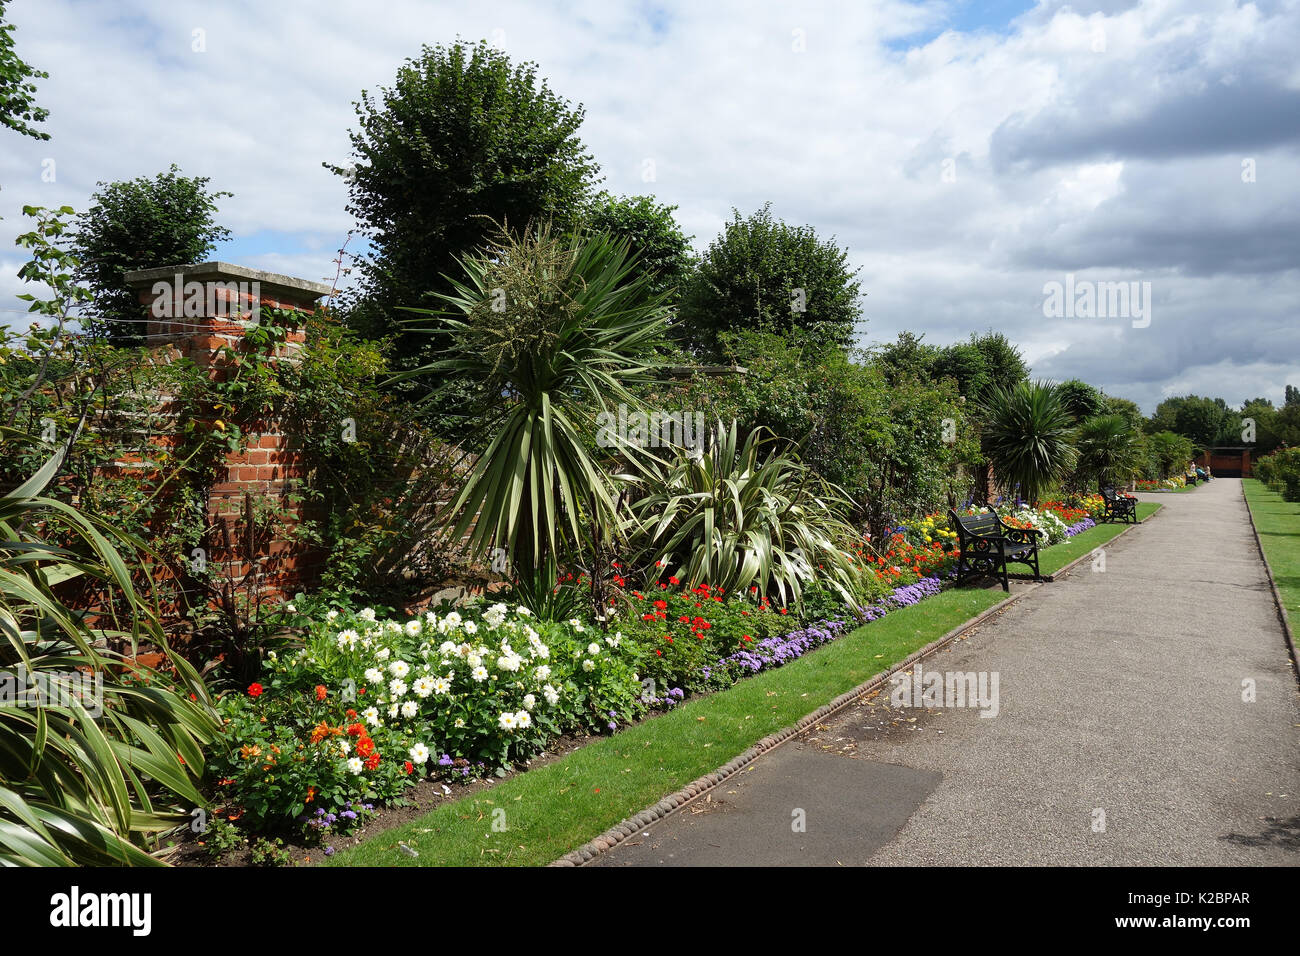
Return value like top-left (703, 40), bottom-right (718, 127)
top-left (607, 721), bottom-right (618, 731)
top-left (437, 753), bottom-right (453, 766)
top-left (324, 845), bottom-right (335, 856)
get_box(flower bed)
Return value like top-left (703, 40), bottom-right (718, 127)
top-left (208, 568), bottom-right (960, 838)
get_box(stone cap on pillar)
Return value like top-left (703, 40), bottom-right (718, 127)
top-left (124, 261), bottom-right (334, 346)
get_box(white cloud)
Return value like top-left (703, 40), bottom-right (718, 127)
top-left (1, 0), bottom-right (1295, 413)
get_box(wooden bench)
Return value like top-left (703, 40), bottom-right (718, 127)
top-left (1101, 486), bottom-right (1137, 524)
top-left (1185, 472), bottom-right (1198, 486)
top-left (948, 509), bottom-right (1043, 592)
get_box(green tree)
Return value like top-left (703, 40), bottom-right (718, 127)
top-left (968, 331), bottom-right (1028, 395)
top-left (1101, 393), bottom-right (1144, 431)
top-left (980, 379), bottom-right (1077, 507)
top-left (1148, 394), bottom-right (1233, 447)
top-left (1057, 379), bottom-right (1105, 423)
top-left (928, 341), bottom-right (988, 399)
top-left (871, 330), bottom-right (937, 387)
top-left (328, 39), bottom-right (601, 394)
top-left (66, 165), bottom-right (232, 346)
top-left (582, 193), bottom-right (692, 302)
top-left (677, 203), bottom-right (862, 361)
top-left (0, 0), bottom-right (49, 141)
top-left (1143, 430), bottom-right (1195, 479)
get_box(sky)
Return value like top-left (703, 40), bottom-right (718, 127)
top-left (1, 0), bottom-right (1296, 414)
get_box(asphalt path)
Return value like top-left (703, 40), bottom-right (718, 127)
top-left (594, 479), bottom-right (1300, 866)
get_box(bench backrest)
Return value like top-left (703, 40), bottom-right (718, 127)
top-left (1102, 487), bottom-right (1119, 501)
top-left (949, 510), bottom-right (1001, 539)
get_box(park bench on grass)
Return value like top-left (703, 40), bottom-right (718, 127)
top-left (1185, 471), bottom-right (1199, 486)
top-left (948, 509), bottom-right (1043, 593)
top-left (1102, 486), bottom-right (1137, 524)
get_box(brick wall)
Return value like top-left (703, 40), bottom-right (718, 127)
top-left (122, 263), bottom-right (333, 614)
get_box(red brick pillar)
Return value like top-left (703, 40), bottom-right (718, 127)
top-left (124, 262), bottom-right (333, 608)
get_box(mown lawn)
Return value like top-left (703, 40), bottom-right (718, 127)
top-left (1243, 479), bottom-right (1300, 627)
top-left (1035, 502), bottom-right (1161, 577)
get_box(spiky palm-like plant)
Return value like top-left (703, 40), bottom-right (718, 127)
top-left (1075, 413), bottom-right (1142, 491)
top-left (980, 379), bottom-right (1078, 507)
top-left (399, 225), bottom-right (672, 599)
top-left (0, 446), bottom-right (217, 866)
top-left (621, 420), bottom-right (864, 610)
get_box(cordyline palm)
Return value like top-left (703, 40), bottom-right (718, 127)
top-left (980, 379), bottom-right (1077, 508)
top-left (0, 442), bottom-right (218, 866)
top-left (621, 420), bottom-right (864, 610)
top-left (399, 225), bottom-right (672, 591)
top-left (1075, 413), bottom-right (1141, 491)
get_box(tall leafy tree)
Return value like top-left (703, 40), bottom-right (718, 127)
top-left (1148, 394), bottom-right (1235, 448)
top-left (1057, 379), bottom-right (1105, 423)
top-left (677, 203), bottom-right (862, 361)
top-left (968, 331), bottom-right (1028, 395)
top-left (66, 165), bottom-right (232, 346)
top-left (871, 331), bottom-right (937, 387)
top-left (0, 0), bottom-right (49, 141)
top-left (328, 39), bottom-right (602, 398)
top-left (582, 193), bottom-right (692, 302)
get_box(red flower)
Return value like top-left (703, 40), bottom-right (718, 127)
top-left (364, 753), bottom-right (381, 771)
top-left (346, 709), bottom-right (357, 718)
top-left (347, 722), bottom-right (366, 737)
top-left (668, 576), bottom-right (680, 585)
top-left (356, 737), bottom-right (376, 757)
top-left (404, 761), bottom-right (414, 775)
top-left (247, 683), bottom-right (263, 698)
top-left (314, 685), bottom-right (327, 701)
top-left (654, 599), bottom-right (667, 610)
top-left (655, 649), bottom-right (662, 656)
top-left (742, 635), bottom-right (752, 642)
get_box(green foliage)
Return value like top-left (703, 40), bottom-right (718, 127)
top-left (327, 37), bottom-right (601, 419)
top-left (1255, 448), bottom-right (1300, 502)
top-left (1101, 394), bottom-right (1144, 432)
top-left (1143, 430), bottom-right (1196, 480)
top-left (1074, 413), bottom-right (1142, 490)
top-left (621, 420), bottom-right (865, 609)
top-left (398, 225), bottom-right (672, 590)
top-left (1057, 379), bottom-right (1105, 423)
top-left (209, 602), bottom-right (648, 828)
top-left (677, 203), bottom-right (862, 361)
top-left (582, 193), bottom-right (693, 302)
top-left (1146, 394), bottom-right (1240, 448)
top-left (67, 165), bottom-right (233, 346)
top-left (0, 449), bottom-right (218, 866)
top-left (0, 0), bottom-right (49, 140)
top-left (665, 330), bottom-right (976, 542)
top-left (980, 379), bottom-right (1078, 507)
top-left (249, 837), bottom-right (292, 867)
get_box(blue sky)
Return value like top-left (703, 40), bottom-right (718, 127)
top-left (2, 0), bottom-right (1297, 414)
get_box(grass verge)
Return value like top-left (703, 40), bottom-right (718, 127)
top-left (1243, 479), bottom-right (1300, 627)
top-left (1035, 502), bottom-right (1161, 577)
top-left (327, 587), bottom-right (1005, 867)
